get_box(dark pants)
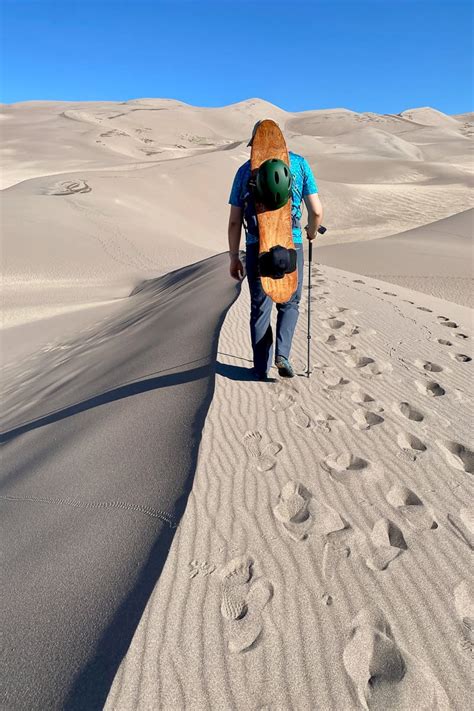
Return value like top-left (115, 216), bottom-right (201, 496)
top-left (245, 242), bottom-right (304, 375)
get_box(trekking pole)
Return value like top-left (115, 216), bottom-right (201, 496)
top-left (306, 225), bottom-right (326, 378)
top-left (306, 238), bottom-right (313, 378)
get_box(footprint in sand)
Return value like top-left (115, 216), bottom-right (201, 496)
top-left (437, 338), bottom-right (452, 346)
top-left (351, 390), bottom-right (384, 412)
top-left (352, 408), bottom-right (384, 431)
top-left (271, 390), bottom-right (296, 412)
top-left (321, 368), bottom-right (351, 390)
top-left (344, 354), bottom-right (375, 369)
top-left (313, 410), bottom-right (339, 432)
top-left (328, 305), bottom-right (349, 314)
top-left (396, 431), bottom-right (427, 461)
top-left (333, 338), bottom-right (356, 353)
top-left (227, 579), bottom-right (273, 653)
top-left (440, 320), bottom-right (459, 329)
top-left (414, 359), bottom-right (444, 373)
top-left (365, 518), bottom-right (407, 570)
top-left (273, 481), bottom-right (314, 540)
top-left (383, 291), bottom-right (397, 296)
top-left (318, 310), bottom-right (337, 322)
top-left (386, 486), bottom-right (437, 531)
top-left (344, 356), bottom-right (392, 377)
top-left (322, 536), bottom-right (351, 581)
top-left (323, 318), bottom-right (346, 330)
top-left (402, 299), bottom-right (415, 304)
top-left (394, 402), bottom-right (424, 422)
top-left (219, 556), bottom-right (273, 653)
top-left (437, 440), bottom-right (474, 474)
top-left (289, 404), bottom-right (312, 429)
top-left (416, 306), bottom-right (432, 312)
top-left (353, 279), bottom-right (365, 284)
top-left (454, 580), bottom-right (473, 655)
top-left (449, 352), bottom-right (472, 363)
top-left (189, 560), bottom-right (216, 579)
top-left (343, 608), bottom-right (450, 710)
top-left (243, 431), bottom-right (282, 472)
top-left (414, 379), bottom-right (445, 397)
top-left (321, 453), bottom-right (382, 484)
top-left (220, 555), bottom-right (253, 621)
top-left (455, 332), bottom-right (469, 339)
top-left (273, 481), bottom-right (348, 543)
top-left (447, 508), bottom-right (473, 549)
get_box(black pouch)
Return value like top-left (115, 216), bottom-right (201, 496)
top-left (258, 245), bottom-right (297, 279)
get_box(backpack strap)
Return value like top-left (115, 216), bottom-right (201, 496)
top-left (242, 172), bottom-right (258, 233)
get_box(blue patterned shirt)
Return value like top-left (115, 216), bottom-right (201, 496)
top-left (228, 151), bottom-right (318, 245)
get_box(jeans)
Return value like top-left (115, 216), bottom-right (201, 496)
top-left (245, 242), bottom-right (304, 375)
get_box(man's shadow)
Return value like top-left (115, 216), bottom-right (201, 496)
top-left (215, 358), bottom-right (277, 382)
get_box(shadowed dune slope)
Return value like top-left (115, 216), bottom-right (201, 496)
top-left (0, 254), bottom-right (240, 710)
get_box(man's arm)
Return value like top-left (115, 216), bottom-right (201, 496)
top-left (228, 205), bottom-right (244, 280)
top-left (303, 193), bottom-right (323, 240)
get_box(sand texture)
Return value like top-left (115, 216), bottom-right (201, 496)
top-left (105, 266), bottom-right (472, 711)
top-left (1, 98), bottom-right (473, 709)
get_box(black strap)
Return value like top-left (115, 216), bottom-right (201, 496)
top-left (242, 174), bottom-right (257, 232)
top-left (258, 246), bottom-right (297, 280)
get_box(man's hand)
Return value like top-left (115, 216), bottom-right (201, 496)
top-left (230, 255), bottom-right (244, 280)
top-left (305, 225), bottom-right (317, 241)
top-left (303, 193), bottom-right (323, 240)
top-left (228, 206), bottom-right (243, 279)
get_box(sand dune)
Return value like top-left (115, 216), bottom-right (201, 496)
top-left (317, 209), bottom-right (474, 306)
top-left (400, 107), bottom-right (467, 129)
top-left (2, 99), bottom-right (471, 337)
top-left (1, 98), bottom-right (473, 709)
top-left (1, 255), bottom-right (240, 709)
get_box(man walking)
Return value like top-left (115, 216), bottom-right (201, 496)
top-left (228, 121), bottom-right (323, 380)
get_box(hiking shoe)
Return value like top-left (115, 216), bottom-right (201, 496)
top-left (275, 356), bottom-right (295, 378)
top-left (250, 367), bottom-right (270, 381)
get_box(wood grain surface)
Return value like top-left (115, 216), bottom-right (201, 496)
top-left (250, 120), bottom-right (297, 303)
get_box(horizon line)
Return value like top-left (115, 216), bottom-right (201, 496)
top-left (1, 96), bottom-right (472, 117)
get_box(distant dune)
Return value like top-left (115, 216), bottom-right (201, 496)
top-left (317, 209), bottom-right (474, 306)
top-left (1, 98), bottom-right (472, 337)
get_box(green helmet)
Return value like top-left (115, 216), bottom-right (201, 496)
top-left (255, 158), bottom-right (292, 210)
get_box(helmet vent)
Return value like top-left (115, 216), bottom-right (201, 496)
top-left (275, 172), bottom-right (280, 184)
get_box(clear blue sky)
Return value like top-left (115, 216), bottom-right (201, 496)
top-left (1, 0), bottom-right (472, 114)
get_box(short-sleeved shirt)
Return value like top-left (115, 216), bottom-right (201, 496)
top-left (228, 151), bottom-right (318, 245)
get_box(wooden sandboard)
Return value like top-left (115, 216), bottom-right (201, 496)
top-left (250, 119), bottom-right (297, 303)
